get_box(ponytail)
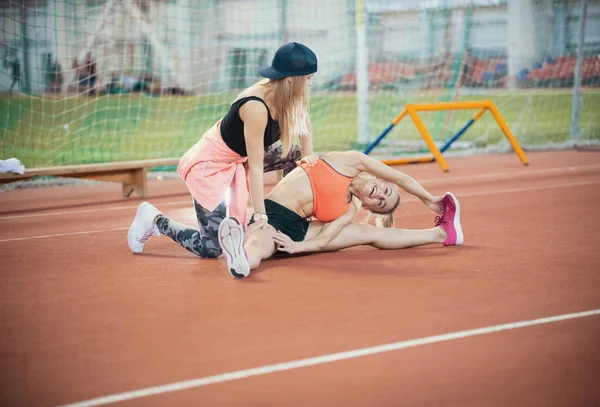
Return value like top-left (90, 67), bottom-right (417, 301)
top-left (364, 211), bottom-right (396, 228)
top-left (375, 212), bottom-right (396, 228)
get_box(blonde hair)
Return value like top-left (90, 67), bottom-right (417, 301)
top-left (370, 212), bottom-right (396, 228)
top-left (259, 77), bottom-right (309, 156)
top-left (363, 201), bottom-right (399, 229)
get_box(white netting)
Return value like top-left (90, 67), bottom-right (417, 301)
top-left (0, 0), bottom-right (598, 168)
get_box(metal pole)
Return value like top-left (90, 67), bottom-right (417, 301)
top-left (570, 0), bottom-right (588, 141)
top-left (21, 5), bottom-right (31, 94)
top-left (280, 0), bottom-right (287, 44)
top-left (355, 0), bottom-right (370, 144)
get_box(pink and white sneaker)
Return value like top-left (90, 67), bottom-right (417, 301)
top-left (434, 192), bottom-right (464, 246)
top-left (218, 217), bottom-right (250, 279)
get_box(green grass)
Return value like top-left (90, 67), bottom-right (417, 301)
top-left (1, 90), bottom-right (599, 167)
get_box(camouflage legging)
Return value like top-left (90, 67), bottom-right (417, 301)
top-left (155, 143), bottom-right (302, 258)
top-left (156, 199), bottom-right (226, 258)
top-left (262, 142), bottom-right (302, 177)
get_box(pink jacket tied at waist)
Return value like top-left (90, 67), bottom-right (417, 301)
top-left (178, 121), bottom-right (249, 226)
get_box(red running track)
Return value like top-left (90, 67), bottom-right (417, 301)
top-left (0, 150), bottom-right (599, 407)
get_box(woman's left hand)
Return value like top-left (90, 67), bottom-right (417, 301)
top-left (296, 154), bottom-right (319, 167)
top-left (271, 230), bottom-right (299, 254)
top-left (246, 218), bottom-right (275, 238)
top-left (425, 195), bottom-right (444, 214)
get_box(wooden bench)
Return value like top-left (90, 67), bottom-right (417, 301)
top-left (0, 158), bottom-right (180, 198)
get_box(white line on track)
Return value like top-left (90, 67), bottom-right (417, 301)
top-left (0, 227), bottom-right (129, 243)
top-left (418, 162), bottom-right (600, 185)
top-left (1, 179), bottom-right (598, 243)
top-left (401, 179), bottom-right (600, 203)
top-left (459, 180), bottom-right (600, 198)
top-left (1, 163), bottom-right (599, 221)
top-left (0, 200), bottom-right (191, 220)
top-left (55, 308), bottom-right (600, 407)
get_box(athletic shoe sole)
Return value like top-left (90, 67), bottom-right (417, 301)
top-left (445, 192), bottom-right (464, 245)
top-left (218, 217), bottom-right (250, 279)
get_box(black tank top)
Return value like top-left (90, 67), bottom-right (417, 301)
top-left (220, 96), bottom-right (280, 157)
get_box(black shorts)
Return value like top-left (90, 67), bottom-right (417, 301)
top-left (264, 199), bottom-right (309, 242)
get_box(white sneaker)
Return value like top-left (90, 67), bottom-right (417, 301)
top-left (218, 217), bottom-right (250, 279)
top-left (127, 202), bottom-right (162, 254)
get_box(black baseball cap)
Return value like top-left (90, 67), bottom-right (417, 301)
top-left (258, 42), bottom-right (318, 79)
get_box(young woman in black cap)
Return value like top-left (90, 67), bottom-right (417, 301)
top-left (127, 42), bottom-right (319, 260)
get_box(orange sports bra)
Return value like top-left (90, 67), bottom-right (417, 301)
top-left (299, 159), bottom-right (353, 222)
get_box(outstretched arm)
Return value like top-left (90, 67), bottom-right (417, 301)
top-left (346, 151), bottom-right (443, 213)
top-left (241, 101), bottom-right (273, 232)
top-left (272, 200), bottom-right (359, 254)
